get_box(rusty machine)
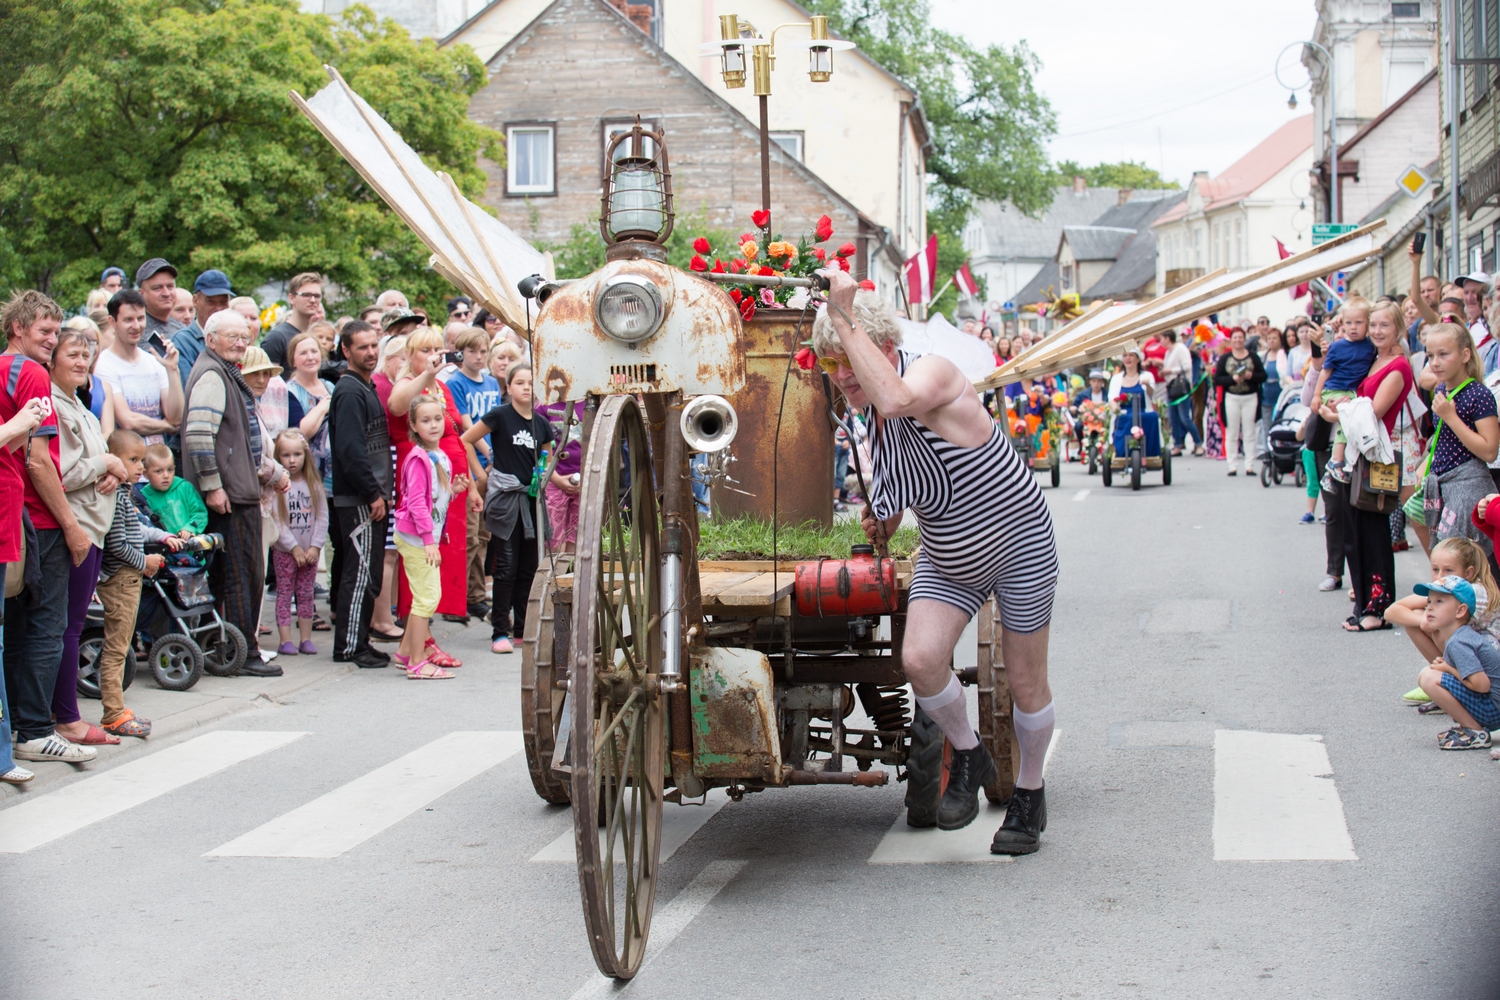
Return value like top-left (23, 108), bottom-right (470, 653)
top-left (517, 121), bottom-right (1019, 980)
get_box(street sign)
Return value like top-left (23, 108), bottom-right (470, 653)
top-left (1001, 300), bottom-right (1016, 313)
top-left (1397, 163), bottom-right (1431, 199)
top-left (1311, 223), bottom-right (1357, 246)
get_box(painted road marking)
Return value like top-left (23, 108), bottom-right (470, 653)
top-left (1213, 730), bottom-right (1356, 861)
top-left (1072, 489), bottom-right (1090, 501)
top-left (533, 788), bottom-right (732, 863)
top-left (207, 731), bottom-right (522, 858)
top-left (569, 860), bottom-right (747, 999)
top-left (0, 731), bottom-right (307, 854)
top-left (868, 729), bottom-right (1060, 864)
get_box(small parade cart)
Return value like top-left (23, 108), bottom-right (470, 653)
top-left (1101, 391), bottom-right (1171, 491)
top-left (1002, 386), bottom-right (1063, 489)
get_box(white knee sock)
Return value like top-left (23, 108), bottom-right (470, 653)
top-left (914, 675), bottom-right (978, 750)
top-left (1013, 701), bottom-right (1054, 790)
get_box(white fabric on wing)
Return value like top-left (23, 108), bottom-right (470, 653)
top-left (897, 315), bottom-right (998, 380)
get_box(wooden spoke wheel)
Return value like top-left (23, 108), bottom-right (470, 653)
top-left (569, 394), bottom-right (664, 980)
top-left (975, 597), bottom-right (1018, 804)
top-left (522, 555), bottom-right (572, 805)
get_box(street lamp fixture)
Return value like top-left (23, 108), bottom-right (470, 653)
top-left (600, 117), bottom-right (674, 249)
top-left (1276, 39), bottom-right (1338, 223)
top-left (703, 14), bottom-right (855, 231)
top-left (1286, 92), bottom-right (1298, 110)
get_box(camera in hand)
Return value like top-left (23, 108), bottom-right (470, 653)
top-left (443, 351), bottom-right (464, 365)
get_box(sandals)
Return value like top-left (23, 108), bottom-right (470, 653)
top-left (405, 659), bottom-right (454, 680)
top-left (312, 615), bottom-right (332, 632)
top-left (1438, 726), bottom-right (1492, 750)
top-left (66, 723), bottom-right (121, 746)
top-left (101, 710), bottom-right (151, 739)
top-left (424, 638), bottom-right (462, 668)
top-left (1343, 617), bottom-right (1391, 632)
top-left (369, 627), bottom-right (404, 643)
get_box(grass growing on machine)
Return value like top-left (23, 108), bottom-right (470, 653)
top-left (697, 516), bottom-right (919, 560)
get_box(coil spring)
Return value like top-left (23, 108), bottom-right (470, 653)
top-left (856, 683), bottom-right (910, 740)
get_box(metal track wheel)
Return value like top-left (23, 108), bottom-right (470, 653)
top-left (523, 554), bottom-right (572, 804)
top-left (974, 597), bottom-right (1018, 804)
top-left (570, 395), bottom-right (664, 980)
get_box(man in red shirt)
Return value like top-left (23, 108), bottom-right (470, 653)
top-left (1, 290), bottom-right (99, 765)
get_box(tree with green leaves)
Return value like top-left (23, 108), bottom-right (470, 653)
top-left (1050, 160), bottom-right (1179, 190)
top-left (0, 0), bottom-right (501, 317)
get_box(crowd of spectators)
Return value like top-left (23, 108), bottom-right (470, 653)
top-left (0, 260), bottom-right (566, 784)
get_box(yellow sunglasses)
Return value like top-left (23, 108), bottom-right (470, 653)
top-left (817, 354), bottom-right (850, 373)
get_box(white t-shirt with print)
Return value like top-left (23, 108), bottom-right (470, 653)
top-left (94, 348), bottom-right (170, 445)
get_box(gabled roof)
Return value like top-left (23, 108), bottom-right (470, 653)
top-left (1336, 68), bottom-right (1439, 160)
top-left (1155, 115), bottom-right (1314, 226)
top-left (973, 186), bottom-right (1125, 262)
top-left (1084, 191), bottom-right (1186, 299)
top-left (1062, 226), bottom-right (1136, 261)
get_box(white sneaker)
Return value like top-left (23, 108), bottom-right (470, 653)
top-left (1318, 576), bottom-right (1342, 592)
top-left (13, 733), bottom-right (97, 763)
top-left (260, 648), bottom-right (278, 662)
top-left (1, 765), bottom-right (34, 783)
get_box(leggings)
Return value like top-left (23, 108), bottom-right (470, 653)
top-left (272, 549), bottom-right (318, 627)
top-left (489, 519), bottom-right (539, 640)
top-left (1302, 448), bottom-right (1319, 498)
top-left (53, 544), bottom-right (103, 727)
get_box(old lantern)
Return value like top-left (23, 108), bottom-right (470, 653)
top-left (715, 14), bottom-right (748, 88)
top-left (807, 15), bottom-right (833, 81)
top-left (599, 117), bottom-right (674, 246)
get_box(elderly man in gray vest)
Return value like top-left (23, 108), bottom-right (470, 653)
top-left (182, 309), bottom-right (281, 676)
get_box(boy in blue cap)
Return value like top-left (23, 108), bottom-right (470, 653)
top-left (1415, 575), bottom-right (1500, 750)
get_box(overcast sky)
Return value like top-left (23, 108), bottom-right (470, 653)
top-left (929, 0), bottom-right (1318, 185)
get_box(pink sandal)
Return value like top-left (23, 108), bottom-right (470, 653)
top-left (424, 638), bottom-right (462, 668)
top-left (405, 659), bottom-right (453, 680)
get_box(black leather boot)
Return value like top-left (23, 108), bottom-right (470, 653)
top-left (990, 784), bottom-right (1046, 855)
top-left (936, 738), bottom-right (996, 831)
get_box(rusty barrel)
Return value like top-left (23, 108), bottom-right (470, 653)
top-left (714, 310), bottom-right (834, 527)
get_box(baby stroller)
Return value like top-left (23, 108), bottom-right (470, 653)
top-left (75, 598), bottom-right (137, 700)
top-left (1261, 387), bottom-right (1310, 489)
top-left (135, 534), bottom-right (249, 691)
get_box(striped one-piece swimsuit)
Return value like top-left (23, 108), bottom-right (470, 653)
top-left (868, 350), bottom-right (1059, 631)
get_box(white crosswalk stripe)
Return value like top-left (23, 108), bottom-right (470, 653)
top-left (207, 731), bottom-right (522, 858)
top-left (0, 730), bottom-right (307, 854)
top-left (1213, 730), bottom-right (1357, 861)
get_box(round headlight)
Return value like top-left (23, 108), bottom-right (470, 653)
top-left (596, 275), bottom-right (664, 343)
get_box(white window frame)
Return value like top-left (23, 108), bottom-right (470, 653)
top-left (506, 123), bottom-right (555, 197)
top-left (769, 131), bottom-right (805, 162)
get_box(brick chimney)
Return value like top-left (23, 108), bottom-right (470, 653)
top-left (1117, 188), bottom-right (1133, 206)
top-left (608, 0), bottom-right (653, 33)
top-left (1072, 175), bottom-right (1086, 195)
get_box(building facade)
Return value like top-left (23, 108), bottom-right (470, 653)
top-left (442, 0), bottom-right (928, 294)
top-left (1153, 116), bottom-right (1315, 325)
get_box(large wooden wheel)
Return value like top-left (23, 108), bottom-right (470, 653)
top-left (975, 597), bottom-right (1018, 804)
top-left (522, 555), bottom-right (571, 804)
top-left (569, 394), bottom-right (664, 980)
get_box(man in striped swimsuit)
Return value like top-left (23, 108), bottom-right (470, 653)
top-left (813, 271), bottom-right (1059, 855)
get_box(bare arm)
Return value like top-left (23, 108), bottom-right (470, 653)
top-left (387, 366), bottom-right (437, 416)
top-left (110, 390), bottom-right (176, 434)
top-left (28, 444), bottom-right (90, 563)
top-left (460, 416), bottom-right (492, 448)
top-left (157, 345), bottom-right (183, 427)
top-left (1410, 246), bottom-right (1441, 326)
top-left (1369, 367), bottom-right (1407, 422)
top-left (99, 381), bottom-right (115, 439)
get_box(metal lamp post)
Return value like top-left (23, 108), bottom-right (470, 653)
top-left (1279, 40), bottom-right (1339, 224)
top-left (704, 14), bottom-right (853, 233)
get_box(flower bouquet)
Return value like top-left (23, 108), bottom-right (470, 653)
top-left (688, 210), bottom-right (862, 324)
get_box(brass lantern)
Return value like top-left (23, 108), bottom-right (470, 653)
top-left (808, 15), bottom-right (833, 82)
top-left (717, 14), bottom-right (748, 89)
top-left (599, 117), bottom-right (674, 247)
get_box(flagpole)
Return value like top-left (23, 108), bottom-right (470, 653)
top-left (930, 276), bottom-right (954, 306)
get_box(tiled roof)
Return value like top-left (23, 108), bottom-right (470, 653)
top-left (1063, 226), bottom-right (1137, 261)
top-left (973, 187), bottom-right (1125, 261)
top-left (1155, 115), bottom-right (1314, 226)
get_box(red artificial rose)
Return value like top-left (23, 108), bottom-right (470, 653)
top-left (836, 257), bottom-right (850, 272)
top-left (712, 259), bottom-right (726, 273)
top-left (859, 279), bottom-right (875, 291)
top-left (794, 347), bottom-right (816, 371)
top-left (740, 297), bottom-right (756, 321)
top-left (739, 232), bottom-right (754, 245)
top-left (835, 242), bottom-right (857, 258)
top-left (752, 209), bottom-right (771, 229)
top-left (693, 236), bottom-right (711, 254)
top-left (812, 247), bottom-right (827, 262)
top-left (815, 214), bottom-right (833, 242)
top-left (728, 258), bottom-right (744, 273)
top-left (729, 288), bottom-right (743, 303)
top-left (689, 254), bottom-right (709, 272)
top-left (758, 266), bottom-right (775, 276)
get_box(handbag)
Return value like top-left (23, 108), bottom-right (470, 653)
top-left (1166, 373), bottom-right (1192, 402)
top-left (1351, 407), bottom-right (1403, 513)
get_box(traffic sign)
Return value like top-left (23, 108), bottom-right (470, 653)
top-left (1397, 164), bottom-right (1431, 199)
top-left (1312, 224), bottom-right (1357, 246)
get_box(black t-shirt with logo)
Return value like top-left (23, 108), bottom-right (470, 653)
top-left (480, 403), bottom-right (553, 486)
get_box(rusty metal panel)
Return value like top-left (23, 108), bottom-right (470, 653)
top-left (714, 312), bottom-right (834, 527)
top-left (689, 646), bottom-right (781, 781)
top-left (531, 259), bottom-right (746, 403)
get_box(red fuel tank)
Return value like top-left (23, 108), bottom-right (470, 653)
top-left (794, 545), bottom-right (899, 617)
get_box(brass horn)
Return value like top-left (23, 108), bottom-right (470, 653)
top-left (680, 395), bottom-right (737, 453)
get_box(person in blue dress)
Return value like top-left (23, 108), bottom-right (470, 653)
top-left (1106, 347), bottom-right (1160, 460)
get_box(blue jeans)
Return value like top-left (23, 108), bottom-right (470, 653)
top-left (0, 625), bottom-right (13, 774)
top-left (690, 453), bottom-right (709, 516)
top-left (1166, 398), bottom-right (1195, 448)
top-left (2, 528), bottom-right (72, 742)
top-left (834, 444), bottom-right (850, 498)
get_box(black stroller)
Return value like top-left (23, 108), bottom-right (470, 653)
top-left (1261, 387), bottom-right (1310, 489)
top-left (76, 532), bottom-right (248, 696)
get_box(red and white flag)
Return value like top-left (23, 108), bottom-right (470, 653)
top-left (903, 235), bottom-right (939, 305)
top-left (1275, 238), bottom-right (1309, 301)
top-left (954, 262), bottom-right (979, 298)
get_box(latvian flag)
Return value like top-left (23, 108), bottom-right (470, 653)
top-left (903, 235), bottom-right (939, 305)
top-left (954, 262), bottom-right (979, 299)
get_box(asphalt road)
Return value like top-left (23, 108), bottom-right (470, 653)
top-left (2, 451), bottom-right (1496, 1000)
